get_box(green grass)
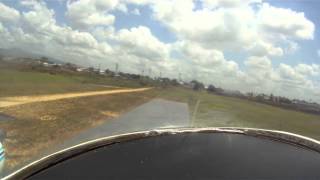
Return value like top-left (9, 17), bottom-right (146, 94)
top-left (157, 87), bottom-right (320, 140)
top-left (0, 69), bottom-right (144, 97)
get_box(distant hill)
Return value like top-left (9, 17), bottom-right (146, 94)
top-left (0, 48), bottom-right (64, 64)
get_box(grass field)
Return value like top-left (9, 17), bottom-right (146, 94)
top-left (0, 68), bottom-right (319, 173)
top-left (157, 87), bottom-right (320, 140)
top-left (0, 69), bottom-right (146, 97)
top-left (0, 69), bottom-right (157, 170)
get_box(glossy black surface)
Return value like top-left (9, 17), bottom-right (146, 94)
top-left (30, 133), bottom-right (320, 180)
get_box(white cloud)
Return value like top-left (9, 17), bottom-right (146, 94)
top-left (178, 41), bottom-right (224, 66)
top-left (0, 1), bottom-right (115, 67)
top-left (123, 0), bottom-right (150, 5)
top-left (0, 2), bottom-right (20, 23)
top-left (245, 56), bottom-right (272, 70)
top-left (20, 0), bottom-right (56, 33)
top-left (149, 0), bottom-right (314, 58)
top-left (243, 56), bottom-right (273, 88)
top-left (172, 41), bottom-right (244, 89)
top-left (0, 22), bottom-right (3, 32)
top-left (247, 40), bottom-right (283, 57)
top-left (131, 8), bottom-right (140, 15)
top-left (258, 3), bottom-right (315, 40)
top-left (295, 64), bottom-right (320, 77)
top-left (112, 26), bottom-right (169, 61)
top-left (201, 0), bottom-right (261, 9)
top-left (149, 1), bottom-right (272, 57)
top-left (66, 0), bottom-right (118, 29)
top-left (116, 3), bottom-right (128, 13)
top-left (278, 64), bottom-right (299, 79)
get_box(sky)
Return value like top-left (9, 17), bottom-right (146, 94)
top-left (0, 0), bottom-right (319, 102)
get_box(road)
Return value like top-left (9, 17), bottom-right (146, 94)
top-left (0, 87), bottom-right (152, 108)
top-left (58, 98), bottom-right (190, 149)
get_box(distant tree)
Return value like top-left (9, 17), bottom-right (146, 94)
top-left (247, 92), bottom-right (254, 98)
top-left (279, 97), bottom-right (292, 104)
top-left (207, 84), bottom-right (216, 92)
top-left (170, 79), bottom-right (179, 86)
top-left (191, 80), bottom-right (204, 91)
top-left (40, 56), bottom-right (49, 62)
top-left (130, 74), bottom-right (141, 79)
top-left (88, 67), bottom-right (95, 73)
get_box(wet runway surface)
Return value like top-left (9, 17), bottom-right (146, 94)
top-left (0, 114), bottom-right (14, 122)
top-left (59, 98), bottom-right (190, 149)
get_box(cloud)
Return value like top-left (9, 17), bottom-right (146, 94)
top-left (245, 56), bottom-right (272, 70)
top-left (148, 0), bottom-right (314, 58)
top-left (66, 0), bottom-right (118, 29)
top-left (149, 1), bottom-right (264, 55)
top-left (112, 26), bottom-right (169, 61)
top-left (201, 0), bottom-right (261, 9)
top-left (247, 40), bottom-right (283, 57)
top-left (116, 3), bottom-right (128, 13)
top-left (0, 2), bottom-right (20, 23)
top-left (295, 64), bottom-right (320, 77)
top-left (278, 63), bottom-right (304, 81)
top-left (131, 8), bottom-right (140, 15)
top-left (258, 3), bottom-right (315, 40)
top-left (171, 41), bottom-right (244, 89)
top-left (0, 1), bottom-right (115, 66)
top-left (20, 0), bottom-right (56, 33)
top-left (240, 56), bottom-right (320, 101)
top-left (178, 41), bottom-right (224, 66)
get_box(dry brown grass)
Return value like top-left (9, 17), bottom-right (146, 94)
top-left (0, 89), bottom-right (159, 171)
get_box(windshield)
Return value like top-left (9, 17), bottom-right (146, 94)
top-left (0, 0), bottom-right (320, 177)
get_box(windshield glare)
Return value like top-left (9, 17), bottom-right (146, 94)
top-left (0, 0), bottom-right (320, 177)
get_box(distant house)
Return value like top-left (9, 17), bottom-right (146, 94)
top-left (270, 95), bottom-right (280, 103)
top-left (76, 67), bottom-right (88, 72)
top-left (221, 90), bottom-right (245, 98)
top-left (62, 63), bottom-right (78, 71)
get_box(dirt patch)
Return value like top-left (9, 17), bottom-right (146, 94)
top-left (100, 111), bottom-right (119, 118)
top-left (0, 87), bottom-right (152, 108)
top-left (40, 115), bottom-right (58, 121)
